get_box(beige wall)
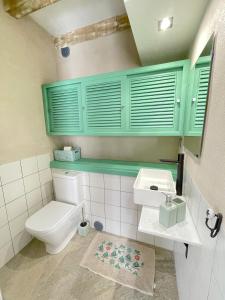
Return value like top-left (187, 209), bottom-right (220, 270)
top-left (190, 0), bottom-right (223, 65)
top-left (54, 136), bottom-right (180, 162)
top-left (185, 0), bottom-right (225, 220)
top-left (56, 30), bottom-right (180, 162)
top-left (0, 2), bottom-right (58, 164)
top-left (57, 30), bottom-right (140, 80)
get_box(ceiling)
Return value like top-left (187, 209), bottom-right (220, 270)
top-left (30, 0), bottom-right (126, 36)
top-left (30, 0), bottom-right (210, 66)
top-left (124, 0), bottom-right (210, 65)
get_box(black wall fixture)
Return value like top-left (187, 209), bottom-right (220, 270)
top-left (61, 46), bottom-right (70, 58)
top-left (205, 209), bottom-right (223, 238)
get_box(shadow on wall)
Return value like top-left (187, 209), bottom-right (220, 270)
top-left (52, 136), bottom-right (180, 162)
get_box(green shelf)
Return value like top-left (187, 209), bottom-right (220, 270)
top-left (50, 158), bottom-right (177, 180)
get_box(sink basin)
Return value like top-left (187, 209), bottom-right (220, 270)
top-left (133, 168), bottom-right (176, 208)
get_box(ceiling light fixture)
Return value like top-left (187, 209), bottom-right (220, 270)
top-left (158, 17), bottom-right (173, 31)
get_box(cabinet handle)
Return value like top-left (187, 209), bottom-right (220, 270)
top-left (121, 105), bottom-right (125, 109)
top-left (176, 99), bottom-right (181, 103)
top-left (82, 106), bottom-right (86, 110)
top-left (192, 98), bottom-right (196, 103)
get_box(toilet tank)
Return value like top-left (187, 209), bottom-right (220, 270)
top-left (52, 169), bottom-right (82, 205)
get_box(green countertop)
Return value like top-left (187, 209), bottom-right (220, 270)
top-left (50, 158), bottom-right (177, 179)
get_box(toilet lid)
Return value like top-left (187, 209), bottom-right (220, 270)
top-left (26, 201), bottom-right (76, 233)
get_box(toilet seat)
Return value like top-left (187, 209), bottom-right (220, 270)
top-left (25, 201), bottom-right (77, 235)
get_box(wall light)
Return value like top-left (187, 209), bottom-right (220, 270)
top-left (158, 17), bottom-right (173, 31)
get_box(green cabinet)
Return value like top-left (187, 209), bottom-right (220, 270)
top-left (43, 82), bottom-right (83, 135)
top-left (184, 56), bottom-right (211, 136)
top-left (42, 60), bottom-right (189, 136)
top-left (83, 77), bottom-right (126, 134)
top-left (127, 64), bottom-right (185, 135)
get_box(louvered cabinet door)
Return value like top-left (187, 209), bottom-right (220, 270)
top-left (188, 63), bottom-right (210, 135)
top-left (43, 83), bottom-right (83, 135)
top-left (128, 69), bottom-right (183, 135)
top-left (84, 78), bottom-right (125, 135)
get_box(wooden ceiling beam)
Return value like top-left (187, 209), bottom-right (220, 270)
top-left (3, 0), bottom-right (61, 19)
top-left (55, 14), bottom-right (131, 48)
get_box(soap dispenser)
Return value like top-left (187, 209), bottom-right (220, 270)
top-left (159, 194), bottom-right (177, 228)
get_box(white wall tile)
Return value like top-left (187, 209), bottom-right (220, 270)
top-left (121, 176), bottom-right (135, 192)
top-left (13, 230), bottom-right (32, 255)
top-left (21, 156), bottom-right (38, 176)
top-left (39, 168), bottom-right (52, 185)
top-left (188, 181), bottom-right (201, 226)
top-left (121, 192), bottom-right (137, 210)
top-left (137, 231), bottom-right (155, 246)
top-left (0, 206), bottom-right (8, 228)
top-left (187, 198), bottom-right (217, 300)
top-left (23, 173), bottom-right (40, 193)
top-left (84, 200), bottom-right (91, 215)
top-left (121, 207), bottom-right (138, 225)
top-left (6, 196), bottom-right (27, 221)
top-left (41, 182), bottom-right (53, 201)
top-left (175, 170), bottom-right (222, 300)
top-left (81, 172), bottom-right (89, 186)
top-left (208, 274), bottom-right (224, 300)
top-left (121, 223), bottom-right (137, 240)
top-left (0, 161), bottom-right (22, 185)
top-left (85, 214), bottom-right (91, 223)
top-left (104, 174), bottom-right (120, 191)
top-left (105, 205), bottom-right (120, 222)
top-left (174, 241), bottom-right (192, 300)
top-left (0, 187), bottom-right (5, 207)
top-left (106, 219), bottom-right (120, 236)
top-left (212, 228), bottom-right (225, 298)
top-left (90, 187), bottom-right (104, 203)
top-left (3, 179), bottom-right (24, 203)
top-left (105, 189), bottom-right (120, 206)
top-left (82, 186), bottom-right (90, 201)
top-left (0, 153), bottom-right (53, 269)
top-left (37, 154), bottom-right (50, 171)
top-left (9, 212), bottom-right (28, 238)
top-left (26, 188), bottom-right (42, 209)
top-left (155, 237), bottom-right (174, 251)
top-left (0, 242), bottom-right (14, 269)
top-left (91, 202), bottom-right (105, 218)
top-left (0, 224), bottom-right (11, 249)
top-left (91, 216), bottom-right (105, 230)
top-left (28, 202), bottom-right (42, 216)
top-left (89, 173), bottom-right (104, 188)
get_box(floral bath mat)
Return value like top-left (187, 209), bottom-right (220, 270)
top-left (80, 232), bottom-right (155, 296)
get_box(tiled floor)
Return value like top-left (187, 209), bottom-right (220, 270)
top-left (0, 230), bottom-right (178, 300)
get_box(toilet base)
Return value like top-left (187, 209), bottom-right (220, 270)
top-left (46, 227), bottom-right (77, 254)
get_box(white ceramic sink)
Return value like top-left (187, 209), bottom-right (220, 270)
top-left (133, 168), bottom-right (176, 208)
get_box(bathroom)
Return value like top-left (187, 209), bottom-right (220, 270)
top-left (0, 0), bottom-right (225, 299)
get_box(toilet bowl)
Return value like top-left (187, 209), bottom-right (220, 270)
top-left (25, 170), bottom-right (83, 254)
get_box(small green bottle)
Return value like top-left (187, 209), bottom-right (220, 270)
top-left (159, 194), bottom-right (177, 228)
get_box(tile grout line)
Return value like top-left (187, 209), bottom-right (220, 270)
top-left (37, 166), bottom-right (44, 208)
top-left (20, 159), bottom-right (30, 220)
top-left (0, 173), bottom-right (18, 255)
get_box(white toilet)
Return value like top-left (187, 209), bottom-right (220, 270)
top-left (25, 169), bottom-right (83, 254)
